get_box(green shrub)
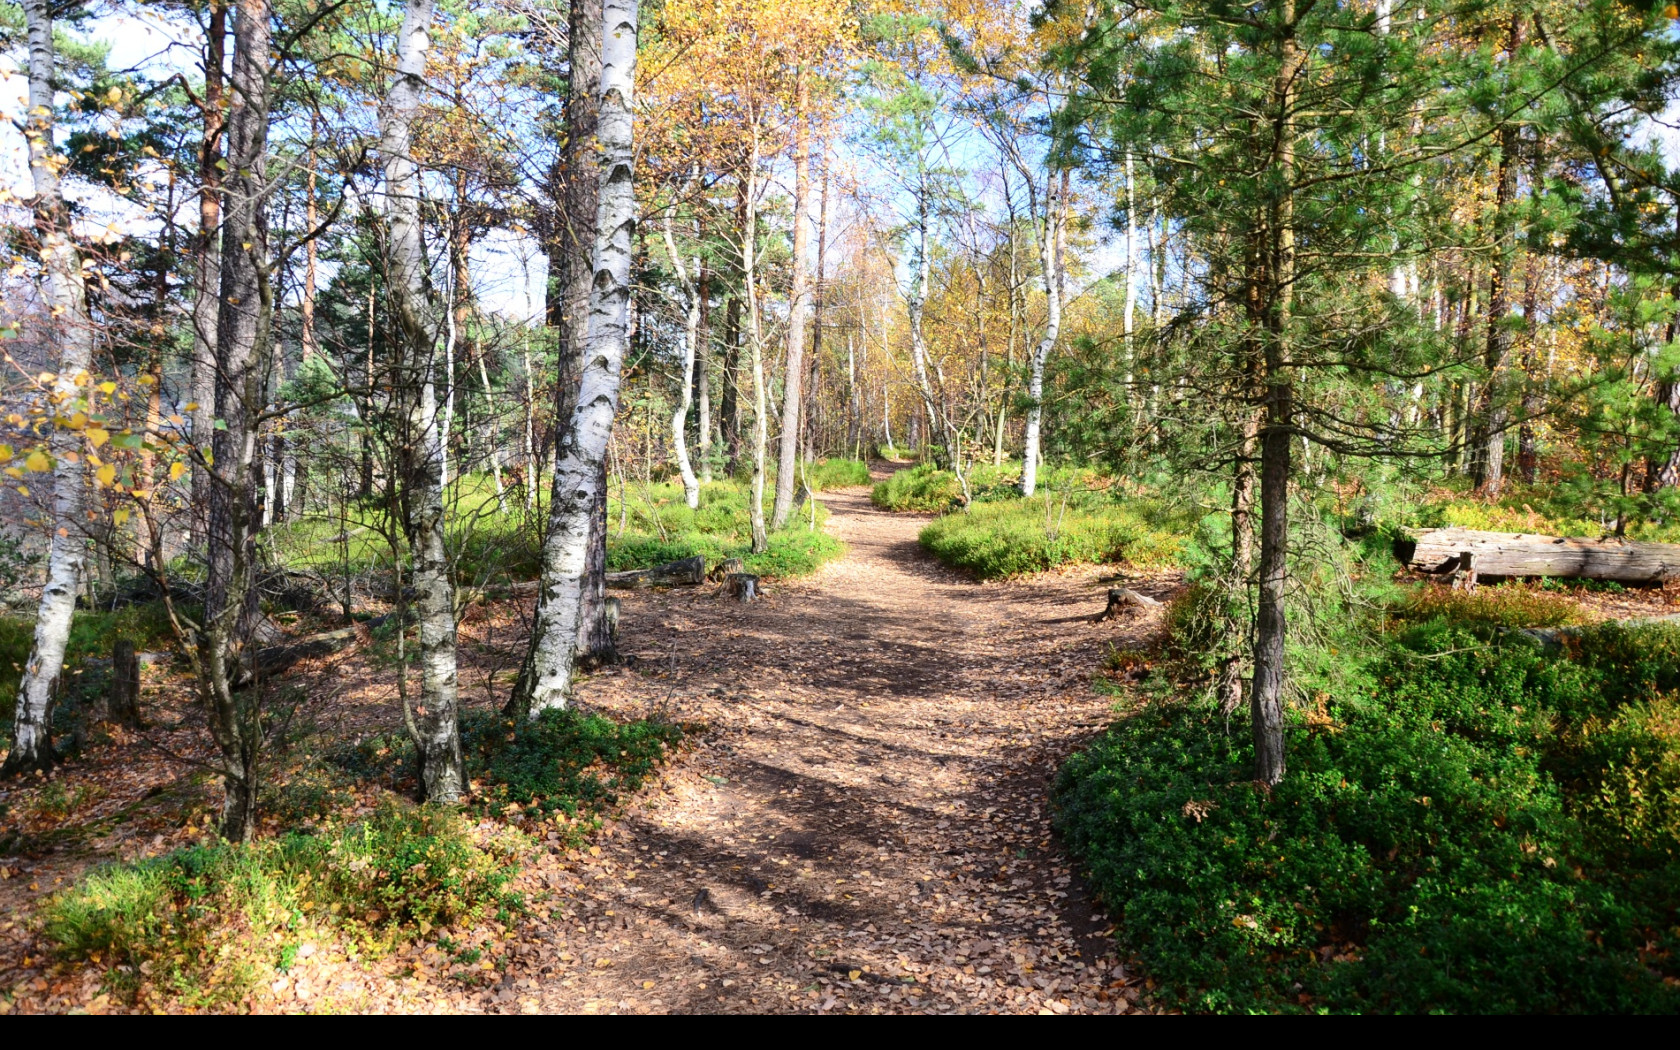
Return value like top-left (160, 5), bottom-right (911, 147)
top-left (918, 498), bottom-right (1181, 579)
top-left (604, 478), bottom-right (843, 578)
top-left (803, 458), bottom-right (871, 491)
top-left (1055, 617), bottom-right (1680, 1013)
top-left (42, 802), bottom-right (519, 1004)
top-left (1391, 583), bottom-right (1584, 633)
top-left (872, 464), bottom-right (961, 511)
top-left (461, 707), bottom-right (683, 826)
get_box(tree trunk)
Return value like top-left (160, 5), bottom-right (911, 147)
top-left (697, 266), bottom-right (713, 484)
top-left (201, 0), bottom-right (274, 840)
top-left (1250, 4), bottom-right (1302, 788)
top-left (663, 210), bottom-right (701, 510)
top-left (1469, 15), bottom-right (1525, 499)
top-left (1021, 170), bottom-right (1065, 498)
top-left (4, 0), bottom-right (96, 777)
top-left (190, 0), bottom-right (227, 553)
top-left (1400, 527), bottom-right (1680, 582)
top-left (744, 135), bottom-right (770, 554)
top-left (106, 640), bottom-right (142, 730)
top-left (380, 0), bottom-right (462, 803)
top-left (512, 0), bottom-right (638, 714)
top-left (773, 73), bottom-right (812, 530)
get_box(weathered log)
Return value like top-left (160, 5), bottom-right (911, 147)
top-left (1094, 587), bottom-right (1162, 622)
top-left (725, 573), bottom-right (759, 603)
top-left (1397, 527), bottom-right (1680, 583)
top-left (105, 639), bottom-right (141, 729)
top-left (233, 611), bottom-right (398, 687)
top-left (605, 555), bottom-right (707, 590)
top-left (709, 557), bottom-right (745, 582)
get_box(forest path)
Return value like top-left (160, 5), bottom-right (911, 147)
top-left (508, 466), bottom-right (1169, 1014)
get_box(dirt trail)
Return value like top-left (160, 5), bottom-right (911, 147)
top-left (499, 466), bottom-right (1171, 1014)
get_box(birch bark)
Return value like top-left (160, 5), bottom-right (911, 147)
top-left (663, 209), bottom-right (701, 509)
top-left (379, 0), bottom-right (462, 801)
top-left (514, 0), bottom-right (638, 712)
top-left (772, 72), bottom-right (811, 530)
top-left (5, 0), bottom-right (96, 777)
top-left (1021, 170), bottom-right (1065, 499)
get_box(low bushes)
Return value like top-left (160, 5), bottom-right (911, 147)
top-left (1055, 614), bottom-right (1680, 1013)
top-left (41, 804), bottom-right (521, 1005)
top-left (803, 458), bottom-right (870, 491)
top-left (919, 498), bottom-right (1181, 580)
top-left (461, 707), bottom-right (683, 826)
top-left (45, 708), bottom-right (684, 1005)
top-left (606, 478), bottom-right (843, 578)
top-left (872, 463), bottom-right (964, 512)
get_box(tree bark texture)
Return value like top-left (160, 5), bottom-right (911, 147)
top-left (1400, 527), bottom-right (1680, 583)
top-left (379, 0), bottom-right (462, 803)
top-left (190, 0), bottom-right (227, 552)
top-left (663, 211), bottom-right (701, 509)
top-left (1469, 14), bottom-right (1525, 499)
top-left (202, 0), bottom-right (274, 840)
top-left (772, 72), bottom-right (811, 530)
top-left (1249, 3), bottom-right (1302, 788)
top-left (514, 0), bottom-right (638, 714)
top-left (5, 0), bottom-right (96, 777)
top-left (1022, 170), bottom-right (1066, 499)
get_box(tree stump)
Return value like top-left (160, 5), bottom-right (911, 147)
top-left (709, 557), bottom-right (745, 582)
top-left (107, 638), bottom-right (141, 729)
top-left (725, 573), bottom-right (759, 603)
top-left (1095, 587), bottom-right (1161, 622)
top-left (1449, 550), bottom-right (1478, 592)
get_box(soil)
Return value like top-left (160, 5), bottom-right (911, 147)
top-left (0, 463), bottom-right (1173, 1014)
top-left (480, 468), bottom-right (1171, 1014)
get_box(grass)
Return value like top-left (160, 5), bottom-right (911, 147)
top-left (802, 457), bottom-right (871, 491)
top-left (460, 707), bottom-right (684, 827)
top-left (606, 476), bottom-right (844, 578)
top-left (1055, 594), bottom-right (1680, 1013)
top-left (0, 601), bottom-right (180, 738)
top-left (919, 497), bottom-right (1182, 580)
top-left (870, 461), bottom-right (1185, 579)
top-left (44, 707), bottom-right (684, 1005)
top-left (40, 803), bottom-right (523, 1006)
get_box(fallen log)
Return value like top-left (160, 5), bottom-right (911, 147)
top-left (1397, 527), bottom-right (1680, 584)
top-left (233, 612), bottom-right (399, 687)
top-left (605, 555), bottom-right (707, 590)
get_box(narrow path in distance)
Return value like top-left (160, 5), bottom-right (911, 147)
top-left (509, 465), bottom-right (1172, 1014)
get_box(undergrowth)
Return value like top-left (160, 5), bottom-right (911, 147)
top-left (1056, 597), bottom-right (1680, 1014)
top-left (44, 708), bottom-right (684, 1006)
top-left (41, 803), bottom-right (522, 1006)
top-left (606, 477), bottom-right (843, 578)
top-left (919, 498), bottom-right (1181, 579)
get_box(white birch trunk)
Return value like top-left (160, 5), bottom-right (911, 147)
top-left (5, 0), bottom-right (94, 776)
top-left (517, 0), bottom-right (638, 712)
top-left (772, 73), bottom-right (811, 530)
top-left (662, 211), bottom-right (700, 509)
top-left (743, 133), bottom-right (769, 553)
top-left (379, 0), bottom-right (461, 801)
top-left (1022, 172), bottom-right (1064, 499)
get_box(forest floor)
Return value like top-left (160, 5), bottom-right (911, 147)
top-left (0, 462), bottom-right (1172, 1014)
top-left (470, 465), bottom-right (1167, 1014)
